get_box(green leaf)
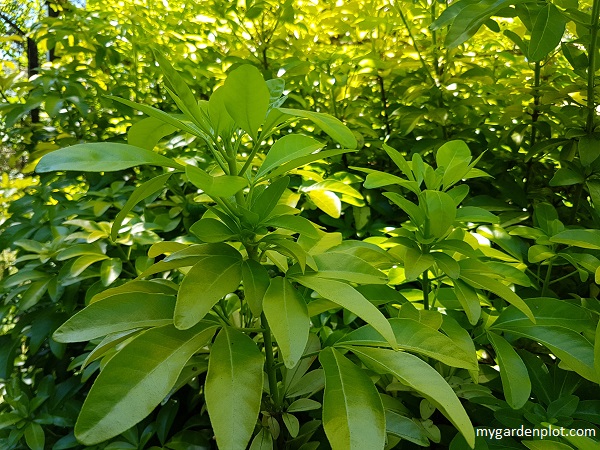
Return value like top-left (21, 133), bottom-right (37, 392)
top-left (263, 277), bottom-right (310, 368)
top-left (53, 293), bottom-right (176, 343)
top-left (209, 86), bottom-right (235, 138)
top-left (453, 279), bottom-right (481, 325)
top-left (528, 4), bottom-right (567, 62)
top-left (241, 260), bottom-right (270, 317)
top-left (107, 95), bottom-right (202, 136)
top-left (290, 275), bottom-right (397, 349)
top-left (222, 65), bottom-right (270, 140)
top-left (460, 272), bottom-right (535, 323)
top-left (403, 247), bottom-right (435, 281)
top-left (251, 176), bottom-right (290, 219)
top-left (319, 348), bottom-right (385, 450)
top-left (100, 258), bottom-right (122, 286)
top-left (112, 172), bottom-right (173, 240)
top-left (384, 193), bottom-right (426, 224)
top-left (337, 318), bottom-right (477, 370)
top-left (249, 428), bottom-right (273, 450)
top-left (185, 165), bottom-right (247, 197)
top-left (455, 206), bottom-right (498, 224)
top-left (36, 143), bottom-right (184, 173)
top-left (24, 422), bottom-right (45, 450)
top-left (175, 246), bottom-right (243, 329)
top-left (312, 252), bottom-right (387, 284)
top-left (550, 229), bottom-right (600, 250)
top-left (487, 332), bottom-right (531, 409)
top-left (282, 413), bottom-right (300, 438)
top-left (190, 218), bottom-right (237, 243)
top-left (154, 52), bottom-right (209, 128)
top-left (579, 134), bottom-right (600, 167)
top-left (549, 167), bottom-right (584, 186)
top-left (422, 190), bottom-right (456, 238)
top-left (350, 347), bottom-right (475, 447)
top-left (206, 327), bottom-right (264, 450)
top-left (70, 254), bottom-right (108, 277)
top-left (278, 108), bottom-right (357, 148)
top-left (257, 135), bottom-right (324, 178)
top-left (265, 148), bottom-right (356, 180)
top-left (385, 411), bottom-right (429, 446)
top-left (74, 322), bottom-right (218, 445)
top-left (127, 117), bottom-right (178, 150)
top-left (263, 215), bottom-right (320, 239)
top-left (307, 189), bottom-right (341, 218)
top-left (436, 140), bottom-right (472, 189)
top-left (491, 322), bottom-right (596, 382)
top-left (433, 252), bottom-right (460, 279)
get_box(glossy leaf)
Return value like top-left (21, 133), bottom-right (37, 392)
top-left (53, 293), bottom-right (176, 343)
top-left (350, 346), bottom-right (475, 447)
top-left (487, 331), bottom-right (531, 409)
top-left (257, 135), bottom-right (324, 178)
top-left (175, 246), bottom-right (243, 329)
top-left (312, 252), bottom-right (387, 284)
top-left (241, 260), bottom-right (270, 316)
top-left (190, 218), bottom-right (237, 243)
top-left (127, 117), bottom-right (178, 150)
top-left (36, 143), bottom-right (184, 173)
top-left (222, 65), bottom-right (270, 140)
top-left (74, 323), bottom-right (218, 444)
top-left (290, 275), bottom-right (397, 349)
top-left (453, 279), bottom-right (481, 325)
top-left (337, 318), bottom-right (477, 370)
top-left (112, 172), bottom-right (173, 240)
top-left (185, 165), bottom-right (247, 198)
top-left (550, 229), bottom-right (600, 250)
top-left (278, 108), bottom-right (357, 148)
top-left (319, 348), bottom-right (385, 450)
top-left (263, 277), bottom-right (310, 368)
top-left (528, 4), bottom-right (567, 62)
top-left (206, 327), bottom-right (264, 450)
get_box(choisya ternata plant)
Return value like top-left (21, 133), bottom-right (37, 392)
top-left (36, 55), bottom-right (476, 449)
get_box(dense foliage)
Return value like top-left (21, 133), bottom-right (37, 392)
top-left (2, 0), bottom-right (600, 449)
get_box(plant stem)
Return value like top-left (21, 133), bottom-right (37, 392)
top-left (530, 61), bottom-right (541, 148)
top-left (422, 270), bottom-right (430, 310)
top-left (549, 270), bottom-right (579, 285)
top-left (261, 312), bottom-right (280, 409)
top-left (587, 0), bottom-right (600, 134)
top-left (541, 260), bottom-right (554, 297)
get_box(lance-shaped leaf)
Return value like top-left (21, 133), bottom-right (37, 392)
top-left (190, 218), bottom-right (237, 243)
top-left (550, 229), bottom-right (600, 250)
top-left (221, 65), bottom-right (270, 140)
top-left (278, 108), bottom-right (357, 148)
top-left (257, 135), bottom-right (324, 178)
top-left (175, 245), bottom-right (243, 329)
top-left (36, 143), bottom-right (184, 173)
top-left (74, 322), bottom-right (218, 445)
top-left (53, 293), bottom-right (176, 343)
top-left (263, 277), bottom-right (309, 368)
top-left (337, 318), bottom-right (477, 371)
top-left (453, 279), bottom-right (481, 325)
top-left (460, 272), bottom-right (535, 323)
top-left (312, 252), bottom-right (387, 284)
top-left (251, 176), bottom-right (290, 219)
top-left (127, 116), bottom-right (179, 150)
top-left (107, 95), bottom-right (202, 136)
top-left (319, 348), bottom-right (385, 450)
top-left (185, 165), bottom-right (247, 198)
top-left (487, 332), bottom-right (530, 409)
top-left (421, 190), bottom-right (456, 238)
top-left (241, 260), bottom-right (270, 316)
top-left (206, 327), bottom-right (264, 450)
top-left (349, 346), bottom-right (475, 448)
top-left (290, 275), bottom-right (397, 349)
top-left (112, 172), bottom-right (174, 240)
top-left (528, 4), bottom-right (567, 62)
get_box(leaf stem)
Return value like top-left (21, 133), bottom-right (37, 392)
top-left (261, 312), bottom-right (281, 409)
top-left (541, 260), bottom-right (554, 296)
top-left (587, 0), bottom-right (600, 133)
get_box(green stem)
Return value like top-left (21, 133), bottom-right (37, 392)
top-left (261, 312), bottom-right (280, 409)
top-left (587, 0), bottom-right (600, 133)
top-left (422, 270), bottom-right (430, 310)
top-left (549, 270), bottom-right (580, 285)
top-left (393, 2), bottom-right (437, 86)
top-left (274, 350), bottom-right (320, 369)
top-left (530, 61), bottom-right (541, 148)
top-left (541, 260), bottom-right (554, 297)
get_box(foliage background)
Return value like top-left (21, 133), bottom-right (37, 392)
top-left (2, 0), bottom-right (600, 449)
